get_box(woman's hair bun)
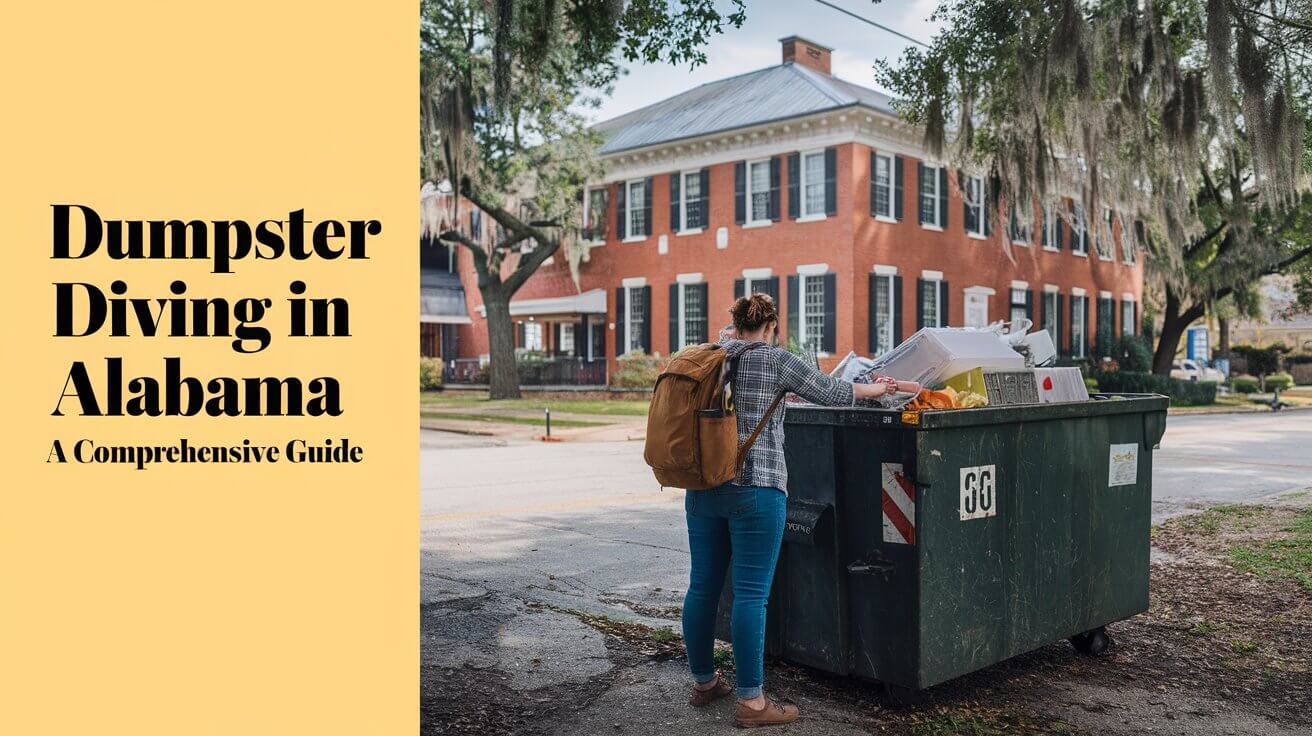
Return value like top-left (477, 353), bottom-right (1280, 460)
top-left (729, 293), bottom-right (778, 333)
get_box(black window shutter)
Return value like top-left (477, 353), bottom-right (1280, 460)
top-left (1025, 289), bottom-right (1034, 321)
top-left (1056, 293), bottom-right (1065, 356)
top-left (699, 168), bottom-right (710, 229)
top-left (940, 281), bottom-right (951, 327)
top-left (1084, 296), bottom-right (1091, 357)
top-left (734, 162), bottom-right (746, 224)
top-left (982, 179), bottom-right (992, 236)
top-left (824, 146), bottom-right (837, 216)
top-left (616, 183), bottom-right (626, 240)
top-left (553, 323), bottom-right (561, 355)
top-left (822, 272), bottom-right (836, 353)
top-left (669, 283), bottom-right (680, 353)
top-left (894, 156), bottom-right (905, 221)
top-left (868, 152), bottom-right (877, 217)
top-left (1067, 294), bottom-right (1076, 357)
top-left (763, 276), bottom-right (780, 305)
top-left (734, 278), bottom-right (745, 300)
top-left (893, 276), bottom-right (904, 344)
top-left (1056, 209), bottom-right (1065, 249)
top-left (697, 282), bottom-right (709, 343)
top-left (669, 173), bottom-right (680, 233)
top-left (938, 167), bottom-right (949, 228)
top-left (1040, 210), bottom-right (1048, 247)
top-left (642, 178), bottom-right (653, 237)
top-left (1039, 291), bottom-right (1047, 338)
top-left (614, 287), bottom-right (626, 356)
top-left (1133, 301), bottom-right (1139, 335)
top-left (517, 322), bottom-right (525, 348)
top-left (641, 285), bottom-right (652, 353)
top-left (916, 278), bottom-right (926, 328)
top-left (787, 152), bottom-right (800, 220)
top-left (787, 275), bottom-right (800, 347)
top-left (962, 170), bottom-right (978, 235)
top-left (868, 273), bottom-right (881, 353)
top-left (770, 155), bottom-right (783, 221)
top-left (917, 163), bottom-right (926, 225)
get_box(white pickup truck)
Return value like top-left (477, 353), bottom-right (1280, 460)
top-left (1170, 359), bottom-right (1224, 382)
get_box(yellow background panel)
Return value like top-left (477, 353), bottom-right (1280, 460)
top-left (0, 3), bottom-right (415, 734)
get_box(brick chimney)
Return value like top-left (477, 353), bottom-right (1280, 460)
top-left (780, 36), bottom-right (832, 75)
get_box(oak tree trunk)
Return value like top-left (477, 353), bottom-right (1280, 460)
top-left (1152, 287), bottom-right (1205, 376)
top-left (481, 284), bottom-right (521, 400)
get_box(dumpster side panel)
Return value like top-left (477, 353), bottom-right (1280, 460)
top-left (838, 426), bottom-right (922, 687)
top-left (915, 425), bottom-right (1012, 687)
top-left (777, 424), bottom-right (849, 673)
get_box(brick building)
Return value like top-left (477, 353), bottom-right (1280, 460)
top-left (427, 37), bottom-right (1144, 382)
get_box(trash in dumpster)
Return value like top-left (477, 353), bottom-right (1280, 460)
top-left (1035, 366), bottom-right (1091, 403)
top-left (869, 328), bottom-right (1026, 389)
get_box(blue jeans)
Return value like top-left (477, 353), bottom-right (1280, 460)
top-left (682, 484), bottom-right (786, 700)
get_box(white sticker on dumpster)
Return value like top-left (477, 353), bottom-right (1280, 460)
top-left (959, 465), bottom-right (997, 520)
top-left (1108, 443), bottom-right (1138, 486)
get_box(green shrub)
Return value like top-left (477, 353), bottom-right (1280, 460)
top-left (1112, 335), bottom-right (1153, 373)
top-left (1266, 372), bottom-right (1294, 391)
top-left (1095, 371), bottom-right (1217, 405)
top-left (1232, 375), bottom-right (1260, 394)
top-left (610, 351), bottom-right (666, 389)
top-left (1084, 377), bottom-right (1100, 391)
top-left (420, 357), bottom-right (443, 391)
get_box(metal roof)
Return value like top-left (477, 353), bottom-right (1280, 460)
top-left (593, 62), bottom-right (895, 155)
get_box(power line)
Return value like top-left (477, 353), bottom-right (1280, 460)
top-left (811, 0), bottom-right (931, 48)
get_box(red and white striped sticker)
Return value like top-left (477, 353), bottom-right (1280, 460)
top-left (881, 462), bottom-right (916, 545)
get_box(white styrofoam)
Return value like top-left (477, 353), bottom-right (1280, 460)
top-left (870, 328), bottom-right (1025, 388)
top-left (1034, 367), bottom-right (1090, 403)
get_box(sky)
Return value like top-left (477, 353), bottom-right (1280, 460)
top-left (583, 0), bottom-right (944, 125)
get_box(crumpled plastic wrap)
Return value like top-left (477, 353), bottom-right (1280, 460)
top-left (830, 351), bottom-right (918, 410)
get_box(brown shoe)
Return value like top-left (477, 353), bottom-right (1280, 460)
top-left (734, 698), bottom-right (799, 727)
top-left (689, 674), bottom-right (733, 707)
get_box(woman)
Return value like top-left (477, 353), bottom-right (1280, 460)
top-left (683, 293), bottom-right (898, 727)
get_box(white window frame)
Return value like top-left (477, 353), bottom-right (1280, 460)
top-left (522, 321), bottom-right (544, 352)
top-left (582, 186), bottom-right (607, 245)
top-left (1041, 206), bottom-right (1059, 251)
top-left (1041, 287), bottom-right (1059, 344)
top-left (872, 270), bottom-right (896, 354)
top-left (1009, 206), bottom-right (1031, 246)
top-left (1071, 205), bottom-right (1088, 256)
top-left (1122, 221), bottom-right (1138, 265)
top-left (964, 174), bottom-right (986, 239)
top-left (799, 148), bottom-right (828, 221)
top-left (1121, 298), bottom-right (1135, 336)
top-left (559, 322), bottom-right (575, 353)
top-left (800, 273), bottom-right (827, 356)
top-left (624, 178), bottom-right (647, 242)
top-left (677, 282), bottom-right (706, 349)
top-left (745, 158), bottom-right (772, 227)
top-left (871, 152), bottom-right (895, 222)
top-left (963, 287), bottom-right (991, 328)
top-left (922, 276), bottom-right (943, 328)
top-left (920, 164), bottom-right (943, 231)
top-left (1071, 294), bottom-right (1088, 358)
top-left (1097, 207), bottom-right (1115, 261)
top-left (624, 284), bottom-right (645, 353)
top-left (678, 170), bottom-right (704, 235)
top-left (1008, 287), bottom-right (1029, 328)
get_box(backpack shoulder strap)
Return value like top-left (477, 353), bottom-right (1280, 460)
top-left (735, 390), bottom-right (787, 472)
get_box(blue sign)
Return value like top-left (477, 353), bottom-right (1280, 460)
top-left (1186, 326), bottom-right (1210, 362)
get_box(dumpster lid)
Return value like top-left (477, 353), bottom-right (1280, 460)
top-left (785, 393), bottom-right (1169, 430)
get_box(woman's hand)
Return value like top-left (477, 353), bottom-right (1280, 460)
top-left (853, 382), bottom-right (889, 400)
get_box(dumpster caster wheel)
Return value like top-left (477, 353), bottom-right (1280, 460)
top-left (1070, 627), bottom-right (1111, 656)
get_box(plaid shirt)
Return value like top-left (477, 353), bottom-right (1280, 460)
top-left (720, 339), bottom-right (855, 494)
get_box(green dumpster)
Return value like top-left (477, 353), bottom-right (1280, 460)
top-left (716, 393), bottom-right (1168, 690)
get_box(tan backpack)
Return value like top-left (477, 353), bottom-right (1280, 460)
top-left (643, 343), bottom-right (785, 490)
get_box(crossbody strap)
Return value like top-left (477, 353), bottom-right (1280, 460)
top-left (735, 389), bottom-right (787, 472)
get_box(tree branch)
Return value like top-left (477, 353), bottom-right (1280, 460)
top-left (1183, 222), bottom-right (1228, 260)
top-left (503, 237), bottom-right (562, 294)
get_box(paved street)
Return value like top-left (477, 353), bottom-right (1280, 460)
top-left (421, 410), bottom-right (1312, 735)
